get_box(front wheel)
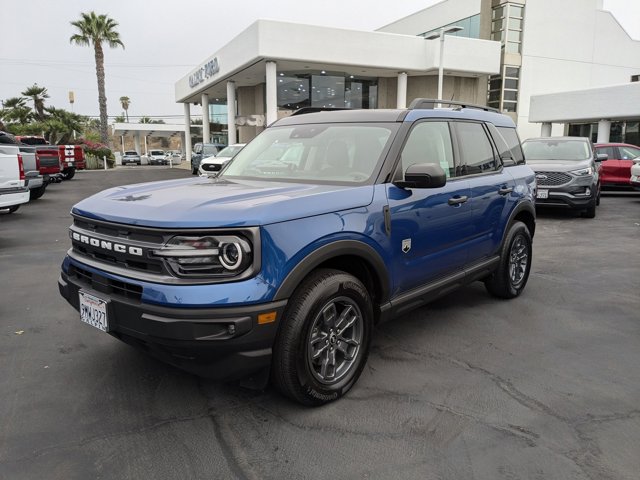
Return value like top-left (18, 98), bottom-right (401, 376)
top-left (485, 221), bottom-right (532, 299)
top-left (272, 269), bottom-right (373, 406)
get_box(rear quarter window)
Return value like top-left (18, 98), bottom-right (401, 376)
top-left (496, 127), bottom-right (525, 164)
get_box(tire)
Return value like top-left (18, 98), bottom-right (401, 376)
top-left (272, 269), bottom-right (373, 406)
top-left (2, 205), bottom-right (20, 214)
top-left (582, 197), bottom-right (597, 219)
top-left (30, 185), bottom-right (47, 200)
top-left (62, 168), bottom-right (75, 180)
top-left (485, 221), bottom-right (532, 299)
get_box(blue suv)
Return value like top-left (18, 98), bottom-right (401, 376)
top-left (59, 100), bottom-right (536, 405)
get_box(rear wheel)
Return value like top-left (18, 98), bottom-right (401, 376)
top-left (272, 269), bottom-right (373, 406)
top-left (30, 185), bottom-right (47, 200)
top-left (62, 168), bottom-right (75, 180)
top-left (485, 221), bottom-right (532, 299)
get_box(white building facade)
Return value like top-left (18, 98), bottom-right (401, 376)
top-left (175, 19), bottom-right (501, 158)
top-left (175, 0), bottom-right (640, 152)
top-left (379, 0), bottom-right (640, 140)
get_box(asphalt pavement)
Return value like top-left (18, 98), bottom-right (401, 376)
top-left (1, 167), bottom-right (639, 480)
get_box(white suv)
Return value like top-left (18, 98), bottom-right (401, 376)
top-left (147, 150), bottom-right (167, 166)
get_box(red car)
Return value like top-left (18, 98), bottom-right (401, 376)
top-left (594, 143), bottom-right (640, 188)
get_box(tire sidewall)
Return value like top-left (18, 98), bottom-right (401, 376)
top-left (503, 223), bottom-right (532, 297)
top-left (280, 272), bottom-right (373, 404)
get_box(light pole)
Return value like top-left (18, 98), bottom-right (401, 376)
top-left (425, 26), bottom-right (463, 107)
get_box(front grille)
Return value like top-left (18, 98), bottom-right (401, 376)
top-left (69, 264), bottom-right (143, 301)
top-left (535, 171), bottom-right (572, 186)
top-left (71, 217), bottom-right (169, 276)
top-left (201, 163), bottom-right (222, 172)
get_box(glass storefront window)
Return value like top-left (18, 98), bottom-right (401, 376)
top-left (278, 76), bottom-right (310, 110)
top-left (276, 71), bottom-right (377, 111)
top-left (493, 6), bottom-right (504, 19)
top-left (421, 14), bottom-right (481, 39)
top-left (509, 18), bottom-right (522, 29)
top-left (503, 102), bottom-right (517, 112)
top-left (504, 78), bottom-right (518, 89)
top-left (506, 41), bottom-right (521, 53)
top-left (503, 90), bottom-right (518, 102)
top-left (510, 5), bottom-right (524, 18)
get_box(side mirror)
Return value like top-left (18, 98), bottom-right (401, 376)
top-left (596, 153), bottom-right (608, 162)
top-left (394, 163), bottom-right (446, 189)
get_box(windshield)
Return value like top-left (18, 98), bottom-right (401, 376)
top-left (151, 151), bottom-right (164, 156)
top-left (124, 151), bottom-right (138, 155)
top-left (203, 146), bottom-right (221, 155)
top-left (222, 123), bottom-right (397, 184)
top-left (216, 145), bottom-right (244, 158)
top-left (522, 139), bottom-right (591, 161)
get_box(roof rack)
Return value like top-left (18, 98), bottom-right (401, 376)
top-left (408, 98), bottom-right (499, 113)
top-left (289, 107), bottom-right (350, 117)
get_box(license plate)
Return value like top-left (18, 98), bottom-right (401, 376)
top-left (79, 291), bottom-right (109, 332)
top-left (536, 189), bottom-right (549, 199)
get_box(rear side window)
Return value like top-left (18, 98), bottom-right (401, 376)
top-left (455, 122), bottom-right (498, 175)
top-left (496, 127), bottom-right (525, 164)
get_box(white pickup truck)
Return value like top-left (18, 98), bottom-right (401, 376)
top-left (0, 141), bottom-right (30, 214)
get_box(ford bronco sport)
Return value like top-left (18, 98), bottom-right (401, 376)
top-left (59, 100), bottom-right (536, 405)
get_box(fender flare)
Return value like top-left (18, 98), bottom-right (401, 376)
top-left (502, 200), bottom-right (536, 246)
top-left (273, 240), bottom-right (390, 302)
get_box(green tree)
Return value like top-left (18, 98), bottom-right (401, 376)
top-left (21, 84), bottom-right (49, 120)
top-left (114, 114), bottom-right (126, 123)
top-left (44, 106), bottom-right (85, 144)
top-left (1, 97), bottom-right (32, 125)
top-left (119, 96), bottom-right (130, 122)
top-left (70, 11), bottom-right (124, 145)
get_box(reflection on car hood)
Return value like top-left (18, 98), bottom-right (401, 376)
top-left (72, 177), bottom-right (375, 228)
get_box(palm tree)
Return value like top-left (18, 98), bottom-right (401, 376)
top-left (119, 96), bottom-right (130, 122)
top-left (70, 12), bottom-right (124, 145)
top-left (21, 84), bottom-right (49, 120)
top-left (1, 97), bottom-right (32, 124)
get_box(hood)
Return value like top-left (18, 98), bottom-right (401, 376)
top-left (526, 158), bottom-right (593, 173)
top-left (71, 177), bottom-right (374, 228)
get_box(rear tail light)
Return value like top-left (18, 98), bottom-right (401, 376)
top-left (17, 154), bottom-right (25, 181)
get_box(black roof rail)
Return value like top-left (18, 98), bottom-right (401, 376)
top-left (408, 98), bottom-right (499, 113)
top-left (289, 107), bottom-right (350, 117)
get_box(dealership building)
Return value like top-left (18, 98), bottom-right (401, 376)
top-left (175, 0), bottom-right (640, 159)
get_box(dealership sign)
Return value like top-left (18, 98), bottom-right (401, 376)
top-left (189, 58), bottom-right (220, 88)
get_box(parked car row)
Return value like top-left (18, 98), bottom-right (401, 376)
top-left (0, 131), bottom-right (84, 214)
top-left (120, 149), bottom-right (183, 167)
top-left (521, 137), bottom-right (640, 219)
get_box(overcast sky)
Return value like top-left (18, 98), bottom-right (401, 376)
top-left (1, 0), bottom-right (638, 123)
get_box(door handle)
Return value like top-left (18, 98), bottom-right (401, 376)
top-left (498, 186), bottom-right (514, 195)
top-left (448, 195), bottom-right (468, 206)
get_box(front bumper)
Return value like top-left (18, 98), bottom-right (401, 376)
top-left (535, 178), bottom-right (597, 210)
top-left (58, 268), bottom-right (287, 380)
top-left (631, 174), bottom-right (640, 190)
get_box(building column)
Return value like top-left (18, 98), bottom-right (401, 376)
top-left (183, 103), bottom-right (192, 163)
top-left (541, 122), bottom-right (552, 137)
top-left (134, 133), bottom-right (141, 154)
top-left (227, 81), bottom-right (237, 145)
top-left (201, 93), bottom-right (210, 143)
top-left (265, 61), bottom-right (278, 126)
top-left (397, 72), bottom-right (408, 109)
top-left (144, 135), bottom-right (148, 156)
top-left (120, 135), bottom-right (125, 153)
top-left (597, 120), bottom-right (611, 143)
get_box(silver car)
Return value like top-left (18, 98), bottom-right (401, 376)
top-left (121, 150), bottom-right (141, 166)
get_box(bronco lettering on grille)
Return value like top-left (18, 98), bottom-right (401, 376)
top-left (71, 231), bottom-right (143, 256)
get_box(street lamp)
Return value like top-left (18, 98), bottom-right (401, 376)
top-left (425, 26), bottom-right (464, 107)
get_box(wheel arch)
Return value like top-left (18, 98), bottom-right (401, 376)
top-left (273, 240), bottom-right (390, 311)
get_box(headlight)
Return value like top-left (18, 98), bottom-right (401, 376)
top-left (570, 167), bottom-right (594, 176)
top-left (152, 234), bottom-right (253, 278)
